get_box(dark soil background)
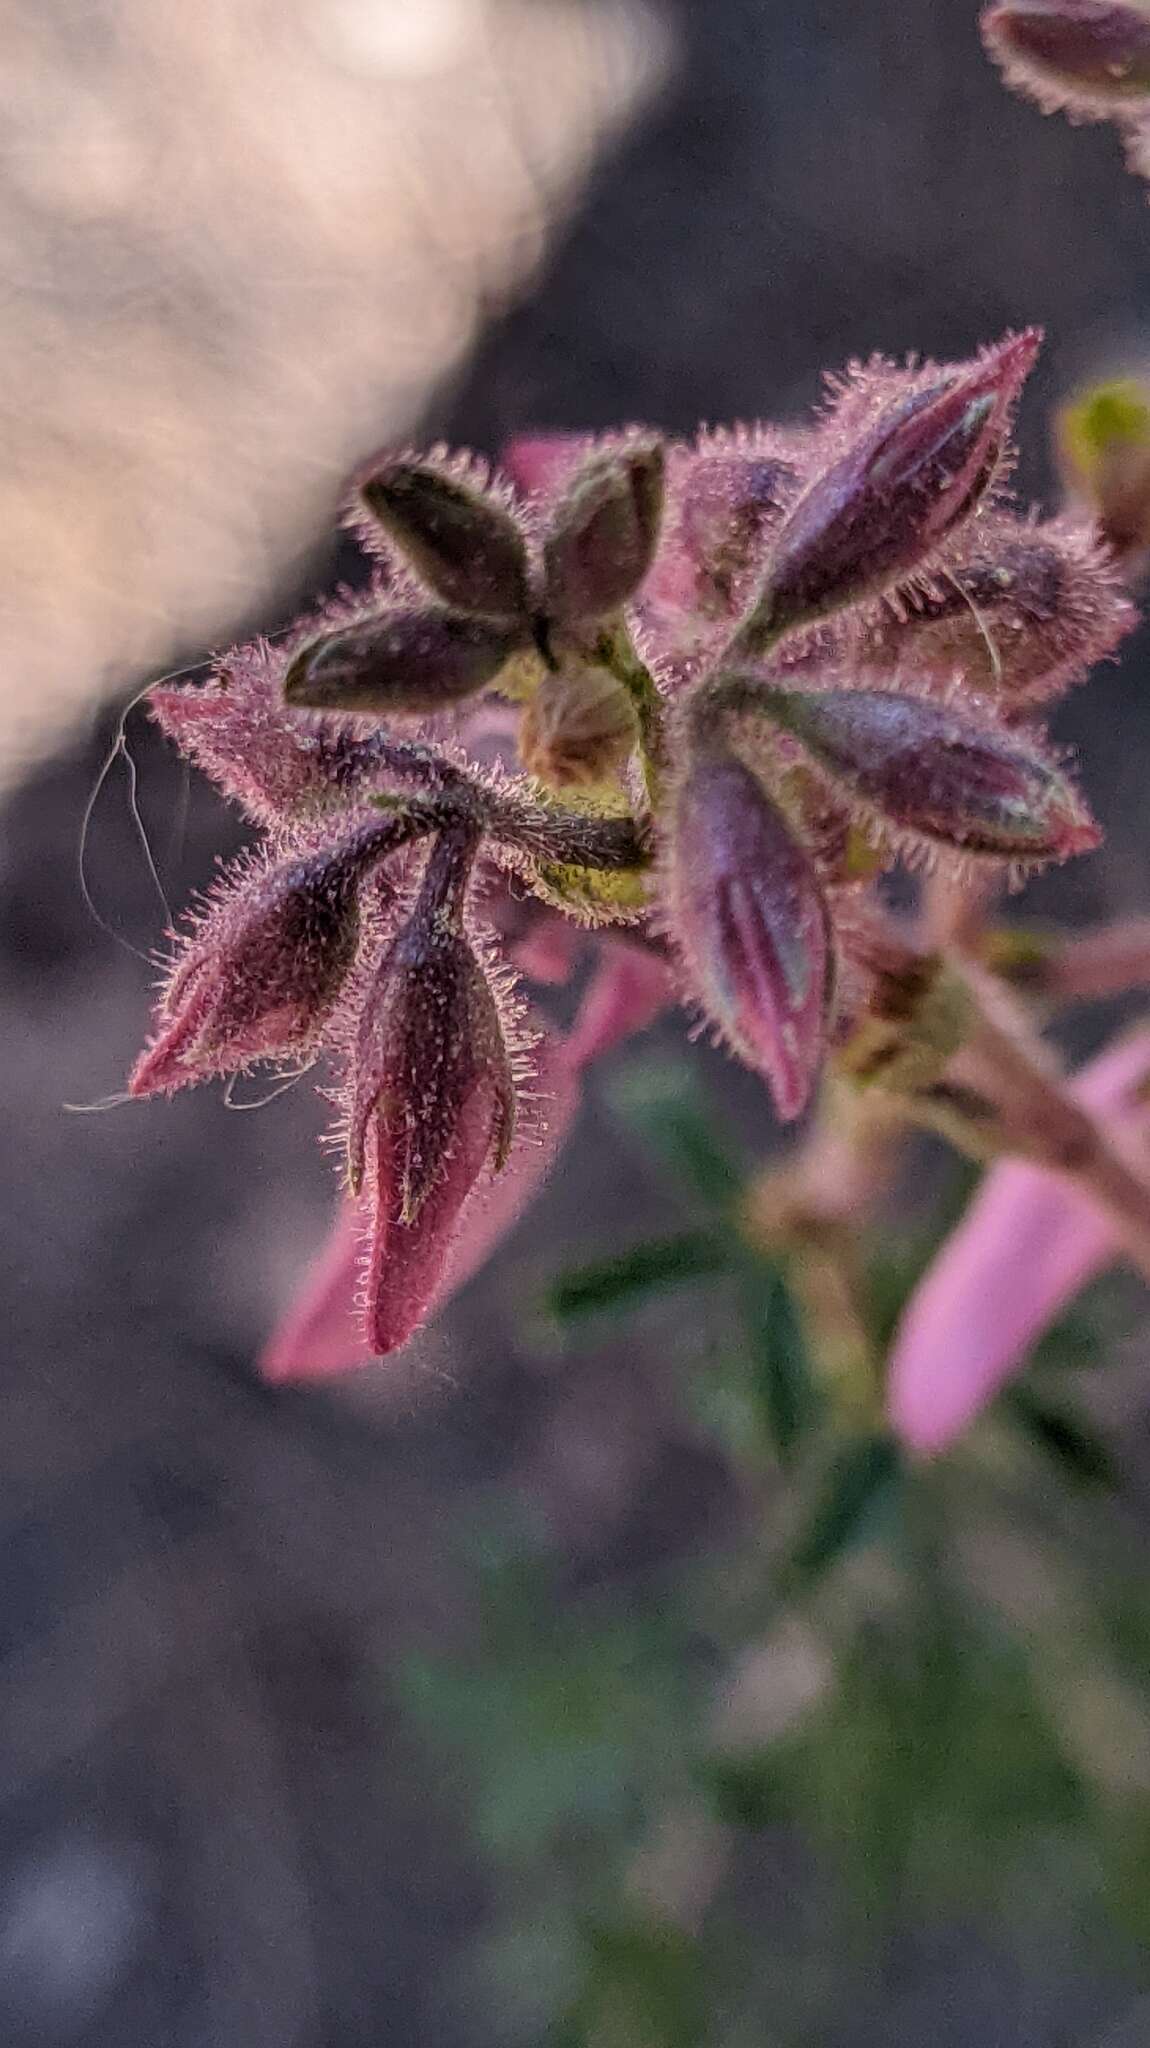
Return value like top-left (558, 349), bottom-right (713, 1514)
top-left (4, 1), bottom-right (1150, 2042)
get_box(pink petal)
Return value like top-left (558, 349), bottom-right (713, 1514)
top-left (563, 943), bottom-right (671, 1069)
top-left (499, 433), bottom-right (591, 499)
top-left (887, 1027), bottom-right (1150, 1453)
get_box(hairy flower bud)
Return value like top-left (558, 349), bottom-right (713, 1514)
top-left (747, 681), bottom-right (1099, 859)
top-left (347, 918), bottom-right (514, 1207)
top-left (130, 817), bottom-right (416, 1097)
top-left (857, 514), bottom-right (1134, 704)
top-left (518, 658), bottom-right (638, 788)
top-left (358, 459), bottom-right (531, 617)
top-left (636, 438), bottom-right (803, 668)
top-left (283, 608), bottom-right (528, 715)
top-left (347, 877), bottom-right (517, 1353)
top-left (982, 0), bottom-right (1150, 119)
top-left (741, 331), bottom-right (1040, 646)
top-left (543, 439), bottom-right (666, 623)
top-left (666, 743), bottom-right (832, 1118)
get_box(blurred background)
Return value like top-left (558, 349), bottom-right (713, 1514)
top-left (7, 1), bottom-right (1150, 2042)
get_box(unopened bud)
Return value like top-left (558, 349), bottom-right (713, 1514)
top-left (637, 442), bottom-right (800, 665)
top-left (283, 608), bottom-right (529, 715)
top-left (543, 438), bottom-right (665, 624)
top-left (741, 331), bottom-right (1040, 646)
top-left (518, 658), bottom-right (638, 788)
top-left (359, 459), bottom-right (531, 617)
top-left (130, 819), bottom-right (414, 1096)
top-left (749, 681), bottom-right (1099, 859)
top-left (1058, 378), bottom-right (1150, 564)
top-left (983, 0), bottom-right (1150, 119)
top-left (667, 743), bottom-right (832, 1118)
top-left (347, 921), bottom-right (514, 1208)
top-left (859, 514), bottom-right (1134, 703)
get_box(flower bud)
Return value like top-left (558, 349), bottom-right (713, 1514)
top-left (857, 514), bottom-right (1134, 704)
top-left (636, 439), bottom-right (801, 667)
top-left (667, 743), bottom-right (832, 1118)
top-left (542, 438), bottom-right (665, 623)
top-left (518, 657), bottom-right (638, 788)
top-left (741, 331), bottom-right (1040, 646)
top-left (1058, 378), bottom-right (1150, 564)
top-left (358, 458), bottom-right (531, 617)
top-left (982, 0), bottom-right (1150, 120)
top-left (750, 681), bottom-right (1099, 859)
top-left (348, 908), bottom-right (517, 1353)
top-left (130, 819), bottom-right (412, 1096)
top-left (283, 608), bottom-right (528, 715)
top-left (347, 918), bottom-right (514, 1208)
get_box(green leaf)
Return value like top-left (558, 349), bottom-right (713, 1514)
top-left (549, 1232), bottom-right (729, 1322)
top-left (698, 1752), bottom-right (788, 1831)
top-left (610, 1060), bottom-right (745, 1210)
top-left (787, 1435), bottom-right (902, 1587)
top-left (565, 1919), bottom-right (708, 2048)
top-left (739, 1259), bottom-right (818, 1463)
top-left (1006, 1387), bottom-right (1117, 1490)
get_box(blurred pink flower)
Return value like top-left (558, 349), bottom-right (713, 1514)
top-left (887, 1026), bottom-right (1150, 1452)
top-left (260, 943), bottom-right (669, 1381)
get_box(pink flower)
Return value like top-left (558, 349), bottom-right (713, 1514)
top-left (887, 1027), bottom-right (1150, 1453)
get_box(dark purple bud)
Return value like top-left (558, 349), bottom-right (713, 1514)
top-left (636, 437), bottom-right (803, 669)
top-left (750, 681), bottom-right (1100, 859)
top-left (347, 918), bottom-right (514, 1211)
top-left (741, 331), bottom-right (1041, 646)
top-left (130, 815), bottom-right (421, 1097)
top-left (283, 608), bottom-right (529, 715)
top-left (543, 437), bottom-right (665, 623)
top-left (983, 0), bottom-right (1150, 119)
top-left (667, 742), bottom-right (832, 1118)
top-left (358, 459), bottom-right (531, 617)
top-left (858, 514), bottom-right (1135, 705)
top-left (347, 829), bottom-right (516, 1352)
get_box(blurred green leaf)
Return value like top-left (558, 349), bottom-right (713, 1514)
top-left (699, 1752), bottom-right (788, 1831)
top-left (1006, 1386), bottom-right (1117, 1490)
top-left (739, 1259), bottom-right (818, 1464)
top-left (611, 1060), bottom-right (745, 1210)
top-left (787, 1435), bottom-right (902, 1587)
top-left (549, 1232), bottom-right (730, 1322)
top-left (564, 1918), bottom-right (708, 2048)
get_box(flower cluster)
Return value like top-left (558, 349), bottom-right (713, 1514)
top-left (131, 329), bottom-right (1133, 1367)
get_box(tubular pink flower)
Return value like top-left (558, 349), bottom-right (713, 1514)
top-left (888, 1028), bottom-right (1150, 1453)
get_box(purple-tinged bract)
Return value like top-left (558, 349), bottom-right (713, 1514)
top-left (283, 608), bottom-right (529, 715)
top-left (358, 458), bottom-right (531, 617)
top-left (543, 439), bottom-right (666, 623)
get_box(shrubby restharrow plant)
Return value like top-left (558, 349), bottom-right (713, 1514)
top-left (130, 328), bottom-right (1136, 1367)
